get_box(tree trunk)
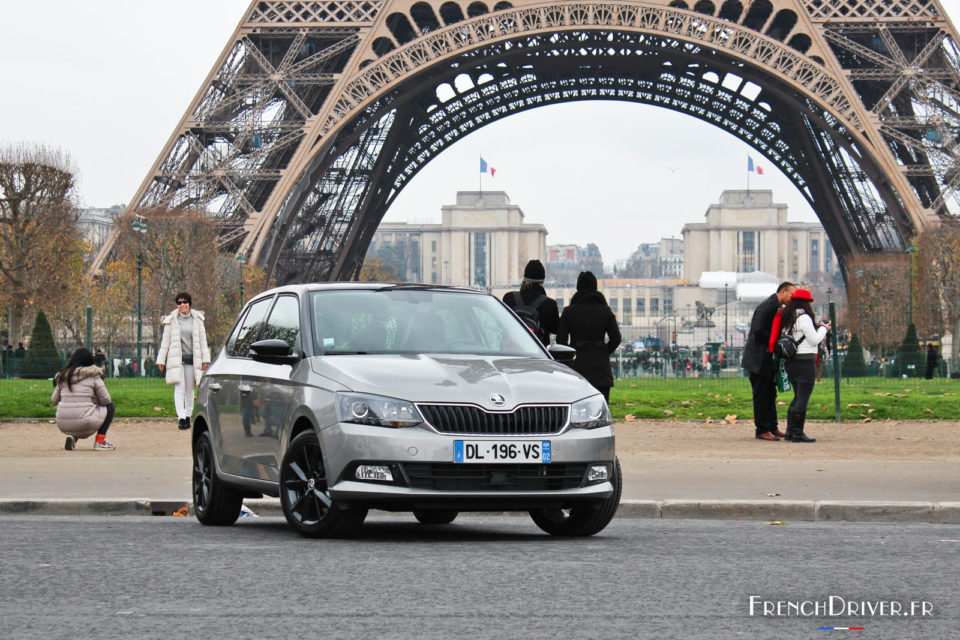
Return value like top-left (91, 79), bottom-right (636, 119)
top-left (952, 318), bottom-right (960, 375)
top-left (7, 305), bottom-right (23, 346)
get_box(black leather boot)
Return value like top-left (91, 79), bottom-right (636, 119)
top-left (789, 413), bottom-right (816, 443)
top-left (784, 412), bottom-right (797, 441)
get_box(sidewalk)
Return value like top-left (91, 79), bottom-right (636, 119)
top-left (1, 418), bottom-right (957, 522)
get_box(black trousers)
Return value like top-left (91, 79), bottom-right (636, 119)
top-left (784, 356), bottom-right (816, 420)
top-left (97, 402), bottom-right (115, 436)
top-left (749, 373), bottom-right (778, 434)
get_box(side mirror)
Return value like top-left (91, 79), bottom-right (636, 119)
top-left (250, 339), bottom-right (300, 365)
top-left (547, 344), bottom-right (576, 362)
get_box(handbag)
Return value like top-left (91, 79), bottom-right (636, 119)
top-left (775, 357), bottom-right (791, 392)
top-left (774, 333), bottom-right (805, 360)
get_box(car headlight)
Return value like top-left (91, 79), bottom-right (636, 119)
top-left (336, 392), bottom-right (422, 428)
top-left (569, 395), bottom-right (612, 429)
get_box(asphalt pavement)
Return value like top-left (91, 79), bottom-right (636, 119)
top-left (2, 516), bottom-right (957, 639)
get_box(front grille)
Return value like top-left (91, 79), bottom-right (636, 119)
top-left (402, 463), bottom-right (587, 491)
top-left (418, 404), bottom-right (568, 435)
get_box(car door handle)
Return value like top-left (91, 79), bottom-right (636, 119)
top-left (208, 382), bottom-right (221, 392)
top-left (238, 384), bottom-right (252, 395)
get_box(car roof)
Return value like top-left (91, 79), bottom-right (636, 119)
top-left (250, 282), bottom-right (492, 300)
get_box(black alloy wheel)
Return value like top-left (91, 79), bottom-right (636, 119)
top-left (529, 458), bottom-right (622, 537)
top-left (413, 510), bottom-right (459, 525)
top-left (279, 430), bottom-right (367, 538)
top-left (193, 431), bottom-right (243, 525)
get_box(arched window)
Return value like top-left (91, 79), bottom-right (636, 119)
top-left (440, 2), bottom-right (466, 25)
top-left (467, 2), bottom-right (489, 18)
top-left (493, 2), bottom-right (513, 11)
top-left (765, 9), bottom-right (797, 42)
top-left (668, 1), bottom-right (689, 9)
top-left (372, 37), bottom-right (396, 57)
top-left (385, 13), bottom-right (417, 44)
top-left (718, 0), bottom-right (743, 22)
top-left (693, 1), bottom-right (715, 16)
top-left (788, 33), bottom-right (812, 54)
top-left (410, 3), bottom-right (441, 34)
top-left (742, 0), bottom-right (773, 32)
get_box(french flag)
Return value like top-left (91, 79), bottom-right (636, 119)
top-left (480, 157), bottom-right (496, 177)
top-left (748, 156), bottom-right (764, 175)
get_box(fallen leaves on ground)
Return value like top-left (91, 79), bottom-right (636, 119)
top-left (724, 414), bottom-right (737, 424)
top-left (767, 493), bottom-right (780, 497)
top-left (153, 407), bottom-right (164, 412)
top-left (171, 506), bottom-right (189, 517)
top-left (777, 401), bottom-right (787, 406)
top-left (624, 414), bottom-right (636, 422)
top-left (766, 521), bottom-right (788, 526)
top-left (894, 394), bottom-right (908, 398)
top-left (862, 417), bottom-right (872, 423)
top-left (663, 410), bottom-right (674, 416)
top-left (875, 392), bottom-right (892, 396)
top-left (924, 408), bottom-right (934, 414)
top-left (705, 417), bottom-right (714, 423)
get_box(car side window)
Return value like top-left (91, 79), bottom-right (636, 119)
top-left (260, 295), bottom-right (300, 350)
top-left (228, 297), bottom-right (274, 358)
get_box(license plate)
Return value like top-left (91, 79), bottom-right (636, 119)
top-left (454, 440), bottom-right (551, 464)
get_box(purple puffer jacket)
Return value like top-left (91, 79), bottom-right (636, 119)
top-left (51, 366), bottom-right (112, 438)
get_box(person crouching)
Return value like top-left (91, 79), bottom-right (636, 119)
top-left (52, 348), bottom-right (116, 450)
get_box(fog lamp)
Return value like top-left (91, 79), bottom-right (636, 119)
top-left (356, 465), bottom-right (394, 482)
top-left (587, 464), bottom-right (609, 482)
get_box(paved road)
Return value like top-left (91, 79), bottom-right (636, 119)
top-left (2, 516), bottom-right (956, 639)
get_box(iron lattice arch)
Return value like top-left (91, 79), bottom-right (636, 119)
top-left (92, 0), bottom-right (960, 285)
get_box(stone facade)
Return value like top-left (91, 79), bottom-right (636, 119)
top-left (682, 190), bottom-right (837, 284)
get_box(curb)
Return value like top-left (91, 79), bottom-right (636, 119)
top-left (1, 499), bottom-right (957, 523)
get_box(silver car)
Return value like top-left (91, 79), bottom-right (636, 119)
top-left (192, 283), bottom-right (620, 537)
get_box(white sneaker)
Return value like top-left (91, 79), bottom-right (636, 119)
top-left (64, 435), bottom-right (76, 451)
top-left (94, 439), bottom-right (116, 450)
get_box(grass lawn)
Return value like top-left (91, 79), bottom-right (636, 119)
top-left (610, 376), bottom-right (959, 422)
top-left (0, 378), bottom-right (175, 418)
top-left (1, 376), bottom-right (956, 422)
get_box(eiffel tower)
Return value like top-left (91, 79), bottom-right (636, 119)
top-left (91, 0), bottom-right (960, 284)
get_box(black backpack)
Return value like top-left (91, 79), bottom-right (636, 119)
top-left (509, 292), bottom-right (548, 341)
top-left (774, 333), bottom-right (805, 359)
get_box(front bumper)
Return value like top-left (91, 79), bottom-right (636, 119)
top-left (320, 422), bottom-right (616, 511)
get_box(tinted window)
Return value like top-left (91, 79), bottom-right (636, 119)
top-left (228, 296), bottom-right (274, 357)
top-left (261, 295), bottom-right (301, 349)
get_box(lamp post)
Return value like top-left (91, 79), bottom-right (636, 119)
top-left (723, 282), bottom-right (729, 345)
top-left (855, 268), bottom-right (864, 342)
top-left (905, 245), bottom-right (916, 326)
top-left (236, 252), bottom-right (246, 311)
top-left (131, 215), bottom-right (148, 377)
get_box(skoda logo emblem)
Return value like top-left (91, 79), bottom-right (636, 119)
top-left (490, 394), bottom-right (506, 406)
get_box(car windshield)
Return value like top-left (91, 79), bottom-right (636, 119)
top-left (310, 289), bottom-right (546, 357)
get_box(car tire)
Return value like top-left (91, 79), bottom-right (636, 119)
top-left (193, 430), bottom-right (243, 526)
top-left (280, 430), bottom-right (368, 538)
top-left (413, 510), bottom-right (458, 525)
top-left (529, 458), bottom-right (622, 537)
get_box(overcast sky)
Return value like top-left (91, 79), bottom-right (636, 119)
top-left (3, 0), bottom-right (959, 265)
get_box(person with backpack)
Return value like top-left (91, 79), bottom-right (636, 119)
top-left (503, 259), bottom-right (559, 347)
top-left (556, 271), bottom-right (621, 402)
top-left (778, 288), bottom-right (830, 443)
top-left (741, 282), bottom-right (796, 440)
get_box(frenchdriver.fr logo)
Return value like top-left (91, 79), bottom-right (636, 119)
top-left (748, 595), bottom-right (934, 630)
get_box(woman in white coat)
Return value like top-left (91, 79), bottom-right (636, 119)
top-left (780, 288), bottom-right (830, 443)
top-left (156, 292), bottom-right (211, 430)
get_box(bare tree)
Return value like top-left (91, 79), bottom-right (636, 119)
top-left (0, 144), bottom-right (83, 344)
top-left (913, 223), bottom-right (960, 366)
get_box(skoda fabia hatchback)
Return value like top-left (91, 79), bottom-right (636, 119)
top-left (192, 283), bottom-right (620, 537)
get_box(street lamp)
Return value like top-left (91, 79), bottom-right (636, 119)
top-left (905, 244), bottom-right (916, 326)
top-left (236, 252), bottom-right (246, 311)
top-left (855, 268), bottom-right (864, 343)
top-left (723, 282), bottom-right (729, 346)
top-left (131, 215), bottom-right (148, 377)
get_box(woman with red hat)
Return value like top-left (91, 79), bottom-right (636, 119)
top-left (779, 288), bottom-right (830, 442)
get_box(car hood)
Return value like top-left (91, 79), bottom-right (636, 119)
top-left (310, 354), bottom-right (594, 410)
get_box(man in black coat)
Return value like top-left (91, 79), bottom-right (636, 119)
top-left (556, 271), bottom-right (621, 401)
top-left (503, 259), bottom-right (559, 346)
top-left (741, 281), bottom-right (796, 440)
